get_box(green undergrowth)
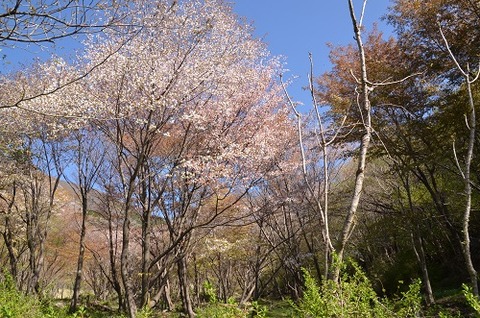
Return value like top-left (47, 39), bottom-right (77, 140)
top-left (0, 275), bottom-right (125, 318)
top-left (196, 281), bottom-right (267, 318)
top-left (291, 260), bottom-right (480, 318)
top-left (0, 275), bottom-right (43, 318)
top-left (2, 269), bottom-right (480, 318)
top-left (291, 260), bottom-right (422, 318)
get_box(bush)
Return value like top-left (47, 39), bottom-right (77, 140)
top-left (291, 260), bottom-right (423, 318)
top-left (202, 281), bottom-right (218, 304)
top-left (392, 279), bottom-right (423, 317)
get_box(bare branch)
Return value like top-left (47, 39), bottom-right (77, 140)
top-left (359, 0), bottom-right (367, 29)
top-left (280, 74), bottom-right (308, 180)
top-left (0, 0), bottom-right (129, 45)
top-left (438, 22), bottom-right (467, 77)
top-left (349, 69), bottom-right (361, 84)
top-left (471, 61), bottom-right (480, 82)
top-left (369, 72), bottom-right (423, 87)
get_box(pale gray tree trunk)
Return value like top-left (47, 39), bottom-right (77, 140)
top-left (334, 0), bottom-right (373, 281)
top-left (462, 72), bottom-right (478, 295)
top-left (439, 26), bottom-right (479, 296)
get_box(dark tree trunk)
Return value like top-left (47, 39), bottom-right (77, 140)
top-left (412, 230), bottom-right (435, 305)
top-left (178, 256), bottom-right (195, 318)
top-left (121, 206), bottom-right (137, 318)
top-left (70, 196), bottom-right (88, 313)
top-left (140, 175), bottom-right (152, 308)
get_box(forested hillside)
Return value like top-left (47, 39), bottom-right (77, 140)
top-left (0, 0), bottom-right (479, 317)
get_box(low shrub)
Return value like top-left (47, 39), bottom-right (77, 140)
top-left (291, 259), bottom-right (423, 318)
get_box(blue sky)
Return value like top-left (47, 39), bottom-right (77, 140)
top-left (233, 0), bottom-right (393, 106)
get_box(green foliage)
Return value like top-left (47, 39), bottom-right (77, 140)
top-left (289, 268), bottom-right (323, 317)
top-left (197, 281), bottom-right (267, 318)
top-left (251, 301), bottom-right (268, 318)
top-left (137, 305), bottom-right (153, 318)
top-left (0, 277), bottom-right (130, 318)
top-left (391, 279), bottom-right (423, 317)
top-left (196, 302), bottom-right (247, 318)
top-left (263, 300), bottom-right (294, 317)
top-left (39, 300), bottom-right (67, 318)
top-left (70, 306), bottom-right (87, 318)
top-left (436, 310), bottom-right (462, 318)
top-left (463, 284), bottom-right (480, 316)
top-left (291, 260), bottom-right (423, 318)
top-left (0, 275), bottom-right (42, 318)
top-left (202, 281), bottom-right (218, 304)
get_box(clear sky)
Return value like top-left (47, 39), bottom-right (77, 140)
top-left (232, 0), bottom-right (393, 106)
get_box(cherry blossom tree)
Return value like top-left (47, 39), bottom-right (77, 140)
top-left (11, 0), bottom-right (293, 316)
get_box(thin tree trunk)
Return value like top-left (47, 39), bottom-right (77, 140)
top-left (193, 253), bottom-right (199, 306)
top-left (148, 273), bottom-right (174, 311)
top-left (164, 278), bottom-right (174, 311)
top-left (2, 184), bottom-right (18, 281)
top-left (461, 69), bottom-right (478, 295)
top-left (26, 219), bottom-right (38, 294)
top-left (439, 27), bottom-right (479, 296)
top-left (140, 175), bottom-right (152, 308)
top-left (2, 215), bottom-right (18, 280)
top-left (253, 240), bottom-right (262, 300)
top-left (25, 177), bottom-right (42, 295)
top-left (70, 196), bottom-right (88, 312)
top-left (334, 0), bottom-right (372, 281)
top-left (403, 172), bottom-right (435, 305)
top-left (411, 230), bottom-right (435, 305)
top-left (121, 205), bottom-right (137, 318)
top-left (109, 210), bottom-right (124, 311)
top-left (178, 255), bottom-right (195, 318)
